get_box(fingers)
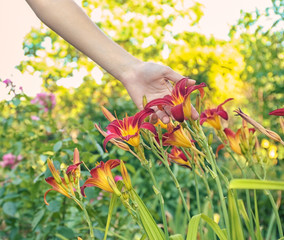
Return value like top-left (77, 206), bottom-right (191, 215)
top-left (149, 109), bottom-right (170, 124)
top-left (163, 66), bottom-right (184, 83)
top-left (191, 105), bottom-right (199, 120)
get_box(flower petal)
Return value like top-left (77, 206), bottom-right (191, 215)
top-left (171, 104), bottom-right (185, 122)
top-left (269, 108), bottom-right (284, 116)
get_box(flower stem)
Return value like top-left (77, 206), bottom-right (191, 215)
top-left (71, 196), bottom-right (95, 239)
top-left (133, 145), bottom-right (169, 240)
top-left (145, 164), bottom-right (170, 240)
top-left (146, 133), bottom-right (191, 222)
top-left (195, 125), bottom-right (231, 240)
top-left (251, 165), bottom-right (283, 238)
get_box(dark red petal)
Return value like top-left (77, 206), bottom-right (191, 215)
top-left (224, 128), bottom-right (236, 138)
top-left (140, 122), bottom-right (157, 135)
top-left (66, 162), bottom-right (82, 174)
top-left (145, 98), bottom-right (173, 109)
top-left (105, 159), bottom-right (121, 169)
top-left (171, 104), bottom-right (184, 122)
top-left (249, 128), bottom-right (256, 134)
top-left (103, 133), bottom-right (121, 152)
top-left (269, 108), bottom-right (284, 116)
top-left (217, 110), bottom-right (229, 120)
top-left (133, 108), bottom-right (154, 127)
top-left (199, 112), bottom-right (207, 125)
top-left (186, 82), bottom-right (207, 96)
top-left (216, 98), bottom-right (234, 112)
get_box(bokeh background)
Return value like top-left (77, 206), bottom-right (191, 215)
top-left (0, 0), bottom-right (283, 239)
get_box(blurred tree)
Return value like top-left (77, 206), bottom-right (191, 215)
top-left (229, 0), bottom-right (284, 127)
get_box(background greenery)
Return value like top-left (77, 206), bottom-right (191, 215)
top-left (0, 0), bottom-right (283, 239)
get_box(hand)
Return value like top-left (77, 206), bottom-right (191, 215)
top-left (122, 61), bottom-right (199, 123)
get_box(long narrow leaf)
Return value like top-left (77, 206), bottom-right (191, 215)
top-left (131, 190), bottom-right (165, 240)
top-left (237, 199), bottom-right (251, 234)
top-left (229, 179), bottom-right (284, 190)
top-left (254, 190), bottom-right (263, 240)
top-left (228, 190), bottom-right (244, 240)
top-left (186, 214), bottom-right (227, 240)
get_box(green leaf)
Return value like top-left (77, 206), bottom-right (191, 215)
top-left (186, 214), bottom-right (227, 240)
top-left (32, 209), bottom-right (45, 230)
top-left (237, 200), bottom-right (251, 234)
top-left (254, 190), bottom-right (263, 240)
top-left (53, 141), bottom-right (63, 152)
top-left (130, 190), bottom-right (165, 240)
top-left (46, 200), bottom-right (61, 212)
top-left (228, 190), bottom-right (244, 240)
top-left (229, 179), bottom-right (284, 191)
top-left (3, 202), bottom-right (17, 217)
top-left (56, 226), bottom-right (75, 239)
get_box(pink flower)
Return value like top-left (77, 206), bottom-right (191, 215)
top-left (31, 92), bottom-right (56, 112)
top-left (31, 115), bottom-right (40, 121)
top-left (0, 153), bottom-right (22, 169)
top-left (3, 79), bottom-right (12, 86)
top-left (114, 175), bottom-right (123, 182)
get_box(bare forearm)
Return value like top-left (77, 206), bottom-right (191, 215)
top-left (25, 0), bottom-right (141, 82)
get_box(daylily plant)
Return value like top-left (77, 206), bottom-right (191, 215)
top-left (44, 158), bottom-right (79, 205)
top-left (200, 98), bottom-right (233, 130)
top-left (100, 107), bottom-right (156, 150)
top-left (145, 78), bottom-right (206, 122)
top-left (168, 146), bottom-right (192, 168)
top-left (81, 159), bottom-right (121, 195)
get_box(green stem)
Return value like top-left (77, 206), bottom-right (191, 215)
top-left (192, 166), bottom-right (203, 239)
top-left (251, 165), bottom-right (283, 238)
top-left (201, 176), bottom-right (217, 240)
top-left (267, 193), bottom-right (283, 238)
top-left (145, 165), bottom-right (170, 240)
top-left (196, 126), bottom-right (231, 240)
top-left (72, 197), bottom-right (95, 240)
top-left (147, 133), bottom-right (191, 222)
top-left (163, 162), bottom-right (191, 221)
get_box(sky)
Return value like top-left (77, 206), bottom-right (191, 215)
top-left (0, 0), bottom-right (274, 100)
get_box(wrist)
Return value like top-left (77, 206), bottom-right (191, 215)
top-left (119, 58), bottom-right (144, 86)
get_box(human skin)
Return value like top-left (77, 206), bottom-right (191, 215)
top-left (26, 0), bottom-right (198, 123)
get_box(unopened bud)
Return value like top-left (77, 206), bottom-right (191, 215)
top-left (107, 176), bottom-right (121, 197)
top-left (208, 133), bottom-right (214, 145)
top-left (120, 161), bottom-right (132, 191)
top-left (47, 159), bottom-right (62, 184)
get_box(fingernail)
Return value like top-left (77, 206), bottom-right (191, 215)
top-left (162, 116), bottom-right (170, 124)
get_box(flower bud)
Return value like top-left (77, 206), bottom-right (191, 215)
top-left (107, 176), bottom-right (121, 197)
top-left (120, 161), bottom-right (132, 191)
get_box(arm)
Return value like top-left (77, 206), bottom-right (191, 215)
top-left (26, 0), bottom-right (198, 122)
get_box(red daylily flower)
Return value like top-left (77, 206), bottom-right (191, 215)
top-left (223, 128), bottom-right (242, 155)
top-left (168, 146), bottom-right (192, 168)
top-left (81, 159), bottom-right (120, 195)
top-left (44, 159), bottom-right (80, 205)
top-left (224, 123), bottom-right (255, 155)
top-left (200, 98), bottom-right (233, 130)
top-left (162, 124), bottom-right (193, 148)
top-left (269, 108), bottom-right (284, 116)
top-left (66, 148), bottom-right (82, 182)
top-left (103, 108), bottom-right (156, 150)
top-left (145, 78), bottom-right (206, 122)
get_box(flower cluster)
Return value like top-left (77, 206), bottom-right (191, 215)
top-left (0, 153), bottom-right (23, 169)
top-left (31, 92), bottom-right (56, 112)
top-left (42, 78), bottom-right (284, 240)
